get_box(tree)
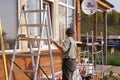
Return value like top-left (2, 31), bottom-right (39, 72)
top-left (110, 10), bottom-right (119, 25)
top-left (97, 12), bottom-right (103, 24)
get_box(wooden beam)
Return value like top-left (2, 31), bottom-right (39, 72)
top-left (76, 0), bottom-right (81, 41)
top-left (93, 13), bottom-right (97, 69)
top-left (96, 0), bottom-right (114, 10)
top-left (103, 11), bottom-right (107, 65)
top-left (76, 0), bottom-right (81, 63)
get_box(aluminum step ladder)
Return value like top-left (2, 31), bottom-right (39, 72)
top-left (9, 4), bottom-right (55, 80)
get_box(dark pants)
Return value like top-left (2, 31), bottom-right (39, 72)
top-left (62, 58), bottom-right (76, 80)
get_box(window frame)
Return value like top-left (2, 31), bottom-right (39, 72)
top-left (26, 0), bottom-right (54, 50)
top-left (58, 0), bottom-right (76, 40)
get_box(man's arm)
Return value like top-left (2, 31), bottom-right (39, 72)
top-left (51, 39), bottom-right (62, 51)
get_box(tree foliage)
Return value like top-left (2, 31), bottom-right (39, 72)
top-left (81, 9), bottom-right (120, 35)
top-left (107, 10), bottom-right (120, 25)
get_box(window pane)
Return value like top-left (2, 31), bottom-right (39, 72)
top-left (1, 39), bottom-right (16, 50)
top-left (59, 0), bottom-right (67, 4)
top-left (68, 0), bottom-right (74, 6)
top-left (59, 5), bottom-right (67, 42)
top-left (68, 8), bottom-right (74, 28)
top-left (27, 0), bottom-right (40, 36)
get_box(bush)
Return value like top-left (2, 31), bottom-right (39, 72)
top-left (107, 51), bottom-right (120, 66)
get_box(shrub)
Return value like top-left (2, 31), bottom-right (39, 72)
top-left (107, 51), bottom-right (120, 66)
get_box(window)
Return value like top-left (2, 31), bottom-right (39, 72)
top-left (68, 8), bottom-right (74, 29)
top-left (27, 0), bottom-right (53, 49)
top-left (0, 0), bottom-right (17, 50)
top-left (59, 0), bottom-right (67, 4)
top-left (59, 0), bottom-right (76, 42)
top-left (59, 5), bottom-right (67, 42)
top-left (68, 0), bottom-right (74, 6)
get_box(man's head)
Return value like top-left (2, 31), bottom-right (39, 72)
top-left (66, 27), bottom-right (74, 37)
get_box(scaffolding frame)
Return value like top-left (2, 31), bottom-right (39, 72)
top-left (75, 31), bottom-right (104, 80)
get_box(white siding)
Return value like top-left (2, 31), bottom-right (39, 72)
top-left (0, 0), bottom-right (17, 40)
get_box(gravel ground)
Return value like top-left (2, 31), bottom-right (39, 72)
top-left (103, 65), bottom-right (120, 76)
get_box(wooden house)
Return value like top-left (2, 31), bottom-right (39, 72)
top-left (0, 0), bottom-right (113, 79)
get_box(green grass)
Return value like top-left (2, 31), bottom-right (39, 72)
top-left (81, 50), bottom-right (120, 66)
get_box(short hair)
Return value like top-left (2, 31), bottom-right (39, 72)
top-left (66, 27), bottom-right (74, 36)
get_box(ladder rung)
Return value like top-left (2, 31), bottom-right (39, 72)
top-left (13, 69), bottom-right (35, 72)
top-left (18, 35), bottom-right (49, 41)
top-left (86, 42), bottom-right (99, 46)
top-left (15, 53), bottom-right (39, 57)
top-left (20, 24), bottom-right (48, 27)
top-left (18, 34), bottom-right (26, 38)
top-left (18, 38), bottom-right (48, 41)
top-left (22, 10), bottom-right (47, 13)
top-left (41, 65), bottom-right (51, 67)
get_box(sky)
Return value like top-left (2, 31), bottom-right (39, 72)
top-left (106, 0), bottom-right (120, 12)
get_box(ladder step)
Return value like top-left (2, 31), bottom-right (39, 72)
top-left (22, 10), bottom-right (47, 13)
top-left (41, 64), bottom-right (51, 68)
top-left (20, 24), bottom-right (48, 27)
top-left (18, 38), bottom-right (49, 41)
top-left (13, 69), bottom-right (35, 72)
top-left (18, 35), bottom-right (49, 41)
top-left (14, 52), bottom-right (51, 57)
top-left (18, 34), bottom-right (26, 38)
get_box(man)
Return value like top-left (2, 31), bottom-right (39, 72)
top-left (51, 27), bottom-right (77, 80)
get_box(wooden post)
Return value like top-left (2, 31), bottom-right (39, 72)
top-left (103, 11), bottom-right (107, 65)
top-left (93, 13), bottom-right (97, 68)
top-left (76, 0), bottom-right (81, 63)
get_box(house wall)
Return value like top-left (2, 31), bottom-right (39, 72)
top-left (0, 0), bottom-right (17, 40)
top-left (0, 0), bottom-right (78, 79)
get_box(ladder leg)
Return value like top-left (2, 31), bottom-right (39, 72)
top-left (46, 29), bottom-right (55, 80)
top-left (9, 6), bottom-right (24, 80)
top-left (48, 40), bottom-right (55, 80)
top-left (9, 40), bottom-right (18, 80)
top-left (46, 5), bottom-right (55, 80)
top-left (33, 43), bottom-right (42, 80)
top-left (33, 5), bottom-right (46, 80)
top-left (29, 41), bottom-right (35, 68)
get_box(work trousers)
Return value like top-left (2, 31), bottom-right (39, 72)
top-left (62, 58), bottom-right (76, 80)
